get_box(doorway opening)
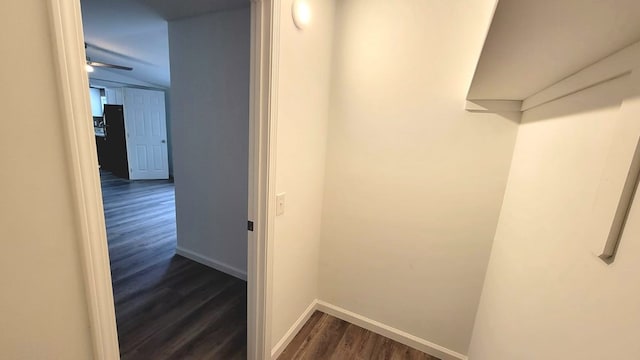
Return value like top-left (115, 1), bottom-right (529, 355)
top-left (77, 0), bottom-right (261, 358)
top-left (49, 0), bottom-right (274, 357)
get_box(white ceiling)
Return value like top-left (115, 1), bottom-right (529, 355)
top-left (80, 0), bottom-right (248, 88)
top-left (468, 0), bottom-right (640, 100)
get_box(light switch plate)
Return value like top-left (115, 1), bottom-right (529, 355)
top-left (276, 193), bottom-right (286, 216)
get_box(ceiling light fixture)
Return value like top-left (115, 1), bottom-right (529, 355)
top-left (292, 0), bottom-right (311, 30)
top-left (86, 63), bottom-right (95, 73)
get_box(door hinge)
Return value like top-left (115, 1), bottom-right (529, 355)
top-left (247, 221), bottom-right (254, 232)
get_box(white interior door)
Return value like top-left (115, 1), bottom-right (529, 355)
top-left (123, 88), bottom-right (169, 180)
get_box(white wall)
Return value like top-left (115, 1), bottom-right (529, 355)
top-left (270, 0), bottom-right (336, 350)
top-left (0, 1), bottom-right (94, 358)
top-left (468, 66), bottom-right (640, 358)
top-left (169, 8), bottom-right (250, 278)
top-left (318, 0), bottom-right (517, 355)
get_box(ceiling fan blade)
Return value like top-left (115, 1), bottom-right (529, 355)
top-left (88, 61), bottom-right (133, 71)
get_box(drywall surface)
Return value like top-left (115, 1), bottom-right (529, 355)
top-left (270, 0), bottom-right (336, 350)
top-left (468, 71), bottom-right (640, 359)
top-left (0, 1), bottom-right (93, 359)
top-left (318, 0), bottom-right (517, 354)
top-left (169, 8), bottom-right (250, 278)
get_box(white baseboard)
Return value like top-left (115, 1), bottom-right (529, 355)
top-left (270, 300), bottom-right (318, 360)
top-left (175, 246), bottom-right (247, 281)
top-left (316, 300), bottom-right (468, 360)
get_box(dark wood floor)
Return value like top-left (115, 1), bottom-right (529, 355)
top-left (101, 171), bottom-right (247, 359)
top-left (279, 311), bottom-right (440, 360)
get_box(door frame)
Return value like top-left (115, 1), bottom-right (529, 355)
top-left (46, 0), bottom-right (279, 358)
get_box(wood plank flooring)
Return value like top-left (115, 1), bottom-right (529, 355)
top-left (101, 171), bottom-right (247, 359)
top-left (278, 311), bottom-right (440, 360)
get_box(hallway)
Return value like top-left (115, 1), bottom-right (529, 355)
top-left (101, 172), bottom-right (247, 359)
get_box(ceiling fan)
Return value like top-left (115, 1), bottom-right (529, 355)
top-left (85, 43), bottom-right (133, 72)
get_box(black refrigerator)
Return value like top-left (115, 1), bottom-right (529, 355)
top-left (96, 105), bottom-right (129, 179)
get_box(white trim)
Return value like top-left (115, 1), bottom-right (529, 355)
top-left (269, 299), bottom-right (468, 360)
top-left (522, 71), bottom-right (631, 112)
top-left (46, 0), bottom-right (120, 359)
top-left (468, 41), bottom-right (640, 113)
top-left (270, 300), bottom-right (318, 359)
top-left (247, 2), bottom-right (261, 358)
top-left (316, 301), bottom-right (468, 360)
top-left (522, 41), bottom-right (640, 111)
top-left (248, 0), bottom-right (279, 359)
top-left (176, 247), bottom-right (248, 281)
